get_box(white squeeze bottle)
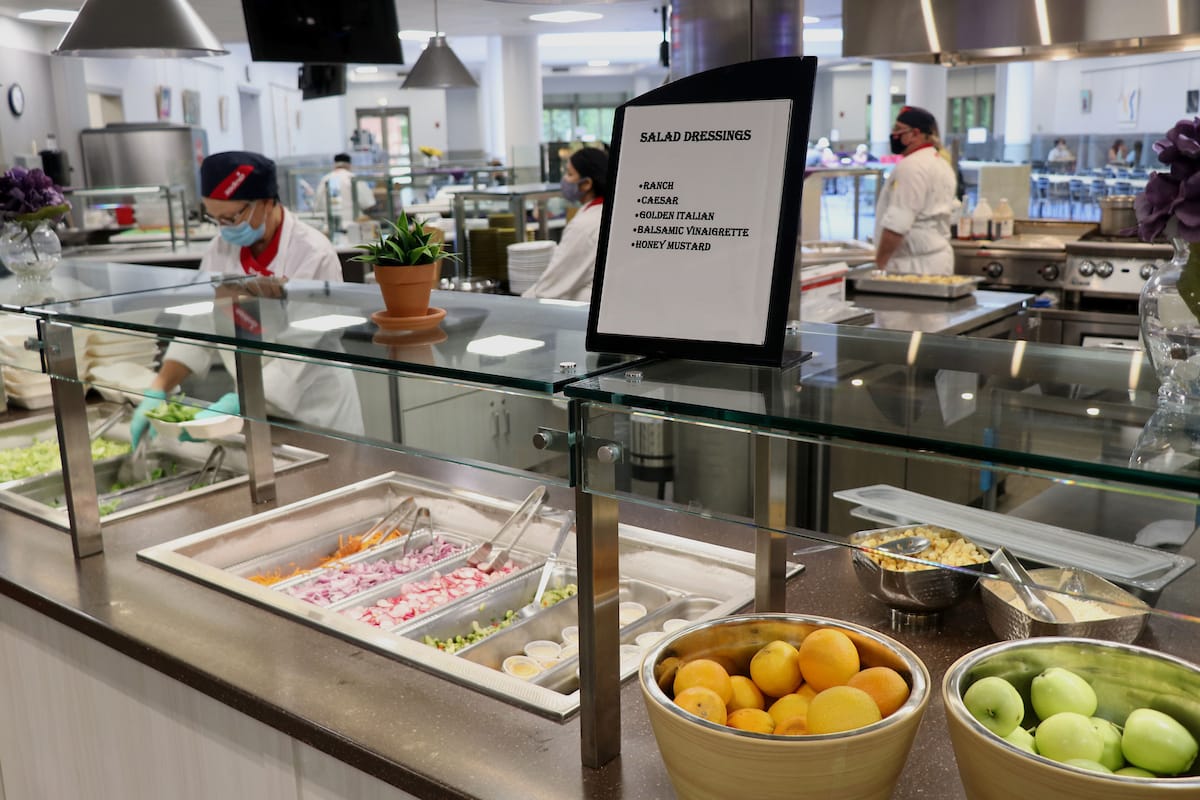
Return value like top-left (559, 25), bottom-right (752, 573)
top-left (972, 196), bottom-right (994, 240)
top-left (956, 197), bottom-right (974, 240)
top-left (993, 198), bottom-right (1015, 239)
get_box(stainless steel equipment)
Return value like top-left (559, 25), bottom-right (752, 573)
top-left (669, 0), bottom-right (802, 79)
top-left (1098, 195), bottom-right (1138, 237)
top-left (844, 0), bottom-right (1200, 64)
top-left (80, 123), bottom-right (208, 211)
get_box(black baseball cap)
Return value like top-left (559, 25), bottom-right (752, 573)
top-left (200, 151), bottom-right (278, 201)
top-left (896, 106), bottom-right (937, 134)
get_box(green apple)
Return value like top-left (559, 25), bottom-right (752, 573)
top-left (1064, 758), bottom-right (1113, 774)
top-left (963, 676), bottom-right (1025, 737)
top-left (1034, 712), bottom-right (1105, 763)
top-left (1031, 667), bottom-right (1098, 719)
top-left (1003, 725), bottom-right (1037, 754)
top-left (1089, 717), bottom-right (1125, 772)
top-left (1122, 708), bottom-right (1199, 776)
top-left (1114, 766), bottom-right (1157, 778)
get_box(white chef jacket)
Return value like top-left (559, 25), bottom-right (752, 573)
top-left (522, 200), bottom-right (603, 302)
top-left (162, 209), bottom-right (365, 436)
top-left (314, 168), bottom-right (377, 219)
top-left (874, 147), bottom-right (957, 275)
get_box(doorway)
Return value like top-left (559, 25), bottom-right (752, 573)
top-left (239, 89), bottom-right (263, 153)
top-left (355, 107), bottom-right (413, 167)
top-left (86, 90), bottom-right (124, 127)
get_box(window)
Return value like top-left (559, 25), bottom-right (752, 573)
top-left (541, 93), bottom-right (626, 144)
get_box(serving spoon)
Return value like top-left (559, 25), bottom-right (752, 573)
top-left (875, 535), bottom-right (930, 557)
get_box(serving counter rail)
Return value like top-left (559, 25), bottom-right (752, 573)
top-left (2, 260), bottom-right (1199, 795)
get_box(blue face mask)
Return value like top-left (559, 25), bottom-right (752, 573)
top-left (560, 176), bottom-right (582, 203)
top-left (219, 202), bottom-right (266, 247)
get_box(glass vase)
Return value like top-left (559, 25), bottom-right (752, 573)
top-left (1, 220), bottom-right (61, 281)
top-left (1140, 237), bottom-right (1200, 406)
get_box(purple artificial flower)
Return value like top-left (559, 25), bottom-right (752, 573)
top-left (1138, 117), bottom-right (1200, 242)
top-left (0, 167), bottom-right (68, 221)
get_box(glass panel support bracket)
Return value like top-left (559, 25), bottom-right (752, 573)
top-left (754, 432), bottom-right (790, 612)
top-left (38, 321), bottom-right (104, 558)
top-left (233, 349), bottom-right (276, 504)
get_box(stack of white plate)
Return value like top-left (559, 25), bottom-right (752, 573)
top-left (506, 240), bottom-right (556, 294)
top-left (0, 313), bottom-right (52, 408)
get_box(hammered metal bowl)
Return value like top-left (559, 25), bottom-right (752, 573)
top-left (944, 637), bottom-right (1200, 799)
top-left (850, 526), bottom-right (988, 615)
top-left (980, 567), bottom-right (1150, 643)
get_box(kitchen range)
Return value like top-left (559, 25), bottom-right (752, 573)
top-left (954, 220), bottom-right (1169, 350)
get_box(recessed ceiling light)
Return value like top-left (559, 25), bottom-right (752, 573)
top-left (587, 59), bottom-right (610, 67)
top-left (354, 66), bottom-right (379, 74)
top-left (398, 29), bottom-right (440, 41)
top-left (803, 15), bottom-right (821, 24)
top-left (377, 97), bottom-right (388, 106)
top-left (530, 11), bottom-right (603, 24)
top-left (18, 8), bottom-right (78, 23)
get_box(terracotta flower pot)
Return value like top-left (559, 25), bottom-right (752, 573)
top-left (374, 260), bottom-right (440, 318)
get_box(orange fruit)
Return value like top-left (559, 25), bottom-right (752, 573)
top-left (726, 708), bottom-right (775, 734)
top-left (767, 692), bottom-right (813, 728)
top-left (728, 675), bottom-right (766, 712)
top-left (806, 685), bottom-right (883, 734)
top-left (673, 658), bottom-right (733, 705)
top-left (774, 715), bottom-right (809, 736)
top-left (749, 640), bottom-right (803, 697)
top-left (847, 666), bottom-right (911, 717)
top-left (797, 683), bottom-right (817, 702)
top-left (674, 686), bottom-right (728, 725)
top-left (797, 629), bottom-right (861, 691)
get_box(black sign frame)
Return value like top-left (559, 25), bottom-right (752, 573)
top-left (586, 56), bottom-right (817, 367)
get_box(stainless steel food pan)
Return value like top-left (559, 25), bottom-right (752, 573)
top-left (849, 272), bottom-right (981, 298)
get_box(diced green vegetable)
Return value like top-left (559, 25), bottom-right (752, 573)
top-left (0, 437), bottom-right (130, 483)
top-left (540, 583), bottom-right (578, 607)
top-left (145, 401), bottom-right (201, 423)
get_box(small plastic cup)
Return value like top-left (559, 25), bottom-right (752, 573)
top-left (558, 642), bottom-right (579, 660)
top-left (636, 631), bottom-right (666, 649)
top-left (618, 601), bottom-right (647, 626)
top-left (560, 625), bottom-right (579, 644)
top-left (619, 644), bottom-right (643, 667)
top-left (661, 618), bottom-right (690, 633)
top-left (501, 655), bottom-right (543, 680)
top-left (524, 640), bottom-right (562, 664)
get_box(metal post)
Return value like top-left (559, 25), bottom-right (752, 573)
top-left (453, 193), bottom-right (467, 280)
top-left (753, 432), bottom-right (789, 611)
top-left (852, 175), bottom-right (861, 240)
top-left (234, 348), bottom-right (276, 504)
top-left (571, 399), bottom-right (622, 768)
top-left (42, 321), bottom-right (104, 558)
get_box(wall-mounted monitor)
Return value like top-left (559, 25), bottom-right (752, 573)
top-left (299, 64), bottom-right (347, 100)
top-left (241, 0), bottom-right (404, 64)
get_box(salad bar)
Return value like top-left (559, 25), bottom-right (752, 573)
top-left (138, 471), bottom-right (766, 719)
top-left (0, 403), bottom-right (325, 530)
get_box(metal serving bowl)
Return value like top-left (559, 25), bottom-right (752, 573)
top-left (943, 637), bottom-right (1200, 800)
top-left (639, 613), bottom-right (930, 800)
top-left (980, 567), bottom-right (1150, 643)
top-left (849, 527), bottom-right (989, 618)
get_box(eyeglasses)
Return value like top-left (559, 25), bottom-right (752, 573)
top-left (891, 125), bottom-right (915, 136)
top-left (203, 201), bottom-right (255, 227)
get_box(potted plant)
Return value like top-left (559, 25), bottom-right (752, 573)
top-left (0, 167), bottom-right (70, 281)
top-left (352, 212), bottom-right (458, 318)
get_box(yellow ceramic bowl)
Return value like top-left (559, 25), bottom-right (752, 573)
top-left (639, 613), bottom-right (930, 800)
top-left (943, 637), bottom-right (1200, 800)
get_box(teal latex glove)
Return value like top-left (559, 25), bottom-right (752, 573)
top-left (129, 388), bottom-right (166, 449)
top-left (181, 393), bottom-right (241, 442)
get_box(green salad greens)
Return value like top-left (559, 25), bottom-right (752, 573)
top-left (0, 438), bottom-right (130, 483)
top-left (145, 401), bottom-right (201, 423)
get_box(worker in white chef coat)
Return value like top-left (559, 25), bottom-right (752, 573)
top-left (313, 152), bottom-right (377, 232)
top-left (129, 151), bottom-right (364, 447)
top-left (873, 106), bottom-right (957, 275)
top-left (522, 147), bottom-right (608, 302)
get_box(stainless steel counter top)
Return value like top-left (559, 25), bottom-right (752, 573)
top-left (849, 288), bottom-right (1035, 335)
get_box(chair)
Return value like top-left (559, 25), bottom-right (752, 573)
top-left (1068, 178), bottom-right (1087, 220)
top-left (1047, 178), bottom-right (1072, 219)
top-left (1030, 177), bottom-right (1044, 218)
top-left (1034, 176), bottom-right (1051, 218)
top-left (1113, 180), bottom-right (1134, 196)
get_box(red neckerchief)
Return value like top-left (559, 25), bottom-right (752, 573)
top-left (239, 208), bottom-right (284, 276)
top-left (905, 143), bottom-right (936, 157)
top-left (584, 197), bottom-right (604, 210)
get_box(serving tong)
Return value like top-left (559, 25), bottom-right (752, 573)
top-left (363, 496), bottom-right (418, 548)
top-left (88, 407), bottom-right (125, 442)
top-left (466, 485), bottom-right (547, 573)
top-left (516, 511), bottom-right (575, 620)
top-left (990, 547), bottom-right (1073, 623)
top-left (191, 446), bottom-right (226, 490)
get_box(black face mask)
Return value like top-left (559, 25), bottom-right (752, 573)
top-left (890, 133), bottom-right (907, 155)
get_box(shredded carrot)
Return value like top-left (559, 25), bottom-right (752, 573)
top-left (246, 528), bottom-right (406, 585)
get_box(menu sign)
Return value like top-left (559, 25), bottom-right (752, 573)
top-left (587, 57), bottom-right (817, 367)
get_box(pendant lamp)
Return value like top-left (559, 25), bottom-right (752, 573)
top-left (53, 0), bottom-right (228, 58)
top-left (402, 0), bottom-right (478, 89)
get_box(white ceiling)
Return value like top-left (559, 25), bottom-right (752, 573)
top-left (0, 0), bottom-right (844, 42)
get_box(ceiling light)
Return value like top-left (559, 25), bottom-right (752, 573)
top-left (466, 335), bottom-right (545, 357)
top-left (291, 314), bottom-right (367, 332)
top-left (850, 378), bottom-right (865, 387)
top-left (18, 9), bottom-right (78, 23)
top-left (399, 30), bottom-right (440, 41)
top-left (402, 0), bottom-right (478, 89)
top-left (53, 0), bottom-right (227, 57)
top-left (1086, 407), bottom-right (1101, 416)
top-left (803, 15), bottom-right (821, 24)
top-left (587, 59), bottom-right (610, 67)
top-left (960, 392), bottom-right (975, 400)
top-left (377, 97), bottom-right (388, 106)
top-left (890, 85), bottom-right (900, 93)
top-left (530, 11), bottom-right (604, 23)
top-left (354, 66), bottom-right (379, 74)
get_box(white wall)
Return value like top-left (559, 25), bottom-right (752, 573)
top-left (0, 18), bottom-right (66, 167)
top-left (445, 88), bottom-right (485, 154)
